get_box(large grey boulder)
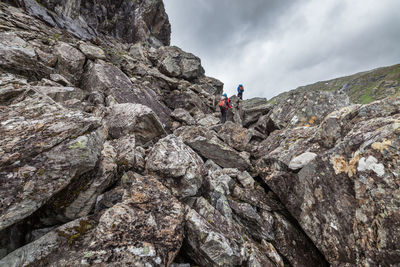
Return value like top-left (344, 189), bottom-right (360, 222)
top-left (0, 172), bottom-right (184, 266)
top-left (174, 126), bottom-right (251, 171)
top-left (54, 42), bottom-right (86, 85)
top-left (241, 97), bottom-right (270, 127)
top-left (153, 46), bottom-right (205, 81)
top-left (146, 135), bottom-right (203, 199)
top-left (33, 86), bottom-right (86, 104)
top-left (105, 103), bottom-right (166, 145)
top-left (0, 88), bottom-right (103, 232)
top-left (78, 41), bottom-right (106, 60)
top-left (171, 108), bottom-right (195, 125)
top-left (257, 97), bottom-right (400, 266)
top-left (62, 141), bottom-right (118, 220)
top-left (82, 61), bottom-right (171, 128)
top-left (268, 89), bottom-right (350, 129)
top-left (185, 202), bottom-right (244, 266)
top-left (218, 121), bottom-right (253, 152)
top-left (0, 31), bottom-right (51, 78)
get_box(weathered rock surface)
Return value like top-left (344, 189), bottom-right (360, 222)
top-left (267, 85), bottom-right (350, 129)
top-left (82, 60), bottom-right (172, 127)
top-left (54, 42), bottom-right (86, 85)
top-left (1, 1), bottom-right (399, 266)
top-left (105, 103), bottom-right (166, 145)
top-left (257, 97), bottom-right (400, 266)
top-left (146, 135), bottom-right (204, 199)
top-left (0, 172), bottom-right (184, 266)
top-left (153, 46), bottom-right (205, 80)
top-left (171, 108), bottom-right (196, 125)
top-left (0, 88), bottom-right (103, 231)
top-left (240, 97), bottom-right (270, 127)
top-left (218, 121), bottom-right (253, 152)
top-left (12, 0), bottom-right (171, 45)
top-left (175, 126), bottom-right (251, 171)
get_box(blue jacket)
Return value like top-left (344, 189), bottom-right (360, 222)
top-left (237, 85), bottom-right (244, 93)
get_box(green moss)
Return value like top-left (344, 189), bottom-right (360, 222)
top-left (38, 168), bottom-right (45, 176)
top-left (69, 140), bottom-right (85, 149)
top-left (58, 220), bottom-right (92, 244)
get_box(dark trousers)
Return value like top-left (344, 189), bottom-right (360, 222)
top-left (220, 108), bottom-right (227, 123)
top-left (238, 91), bottom-right (243, 100)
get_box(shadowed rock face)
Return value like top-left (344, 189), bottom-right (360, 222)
top-left (10, 0), bottom-right (171, 45)
top-left (0, 1), bottom-right (399, 266)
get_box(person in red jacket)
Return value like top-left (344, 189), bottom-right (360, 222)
top-left (219, 93), bottom-right (232, 123)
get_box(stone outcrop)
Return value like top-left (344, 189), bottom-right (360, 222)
top-left (1, 1), bottom-right (399, 266)
top-left (0, 172), bottom-right (184, 266)
top-left (10, 0), bottom-right (171, 45)
top-left (145, 135), bottom-right (204, 199)
top-left (256, 97), bottom-right (400, 266)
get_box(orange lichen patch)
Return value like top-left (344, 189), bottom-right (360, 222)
top-left (371, 139), bottom-right (392, 153)
top-left (331, 152), bottom-right (362, 178)
top-left (309, 116), bottom-right (317, 124)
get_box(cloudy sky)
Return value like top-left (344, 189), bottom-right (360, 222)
top-left (164, 0), bottom-right (400, 99)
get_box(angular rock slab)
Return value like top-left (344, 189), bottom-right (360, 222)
top-left (0, 31), bottom-right (51, 78)
top-left (174, 126), bottom-right (251, 171)
top-left (146, 135), bottom-right (204, 199)
top-left (218, 121), bottom-right (253, 152)
top-left (0, 89), bottom-right (103, 231)
top-left (257, 97), bottom-right (400, 266)
top-left (154, 46), bottom-right (205, 80)
top-left (54, 42), bottom-right (86, 85)
top-left (82, 61), bottom-right (171, 127)
top-left (105, 103), bottom-right (166, 145)
top-left (0, 172), bottom-right (184, 266)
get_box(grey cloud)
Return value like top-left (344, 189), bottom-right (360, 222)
top-left (164, 0), bottom-right (400, 99)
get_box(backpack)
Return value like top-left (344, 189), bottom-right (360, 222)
top-left (219, 98), bottom-right (228, 109)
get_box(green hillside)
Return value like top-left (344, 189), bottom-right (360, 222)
top-left (271, 63), bottom-right (400, 104)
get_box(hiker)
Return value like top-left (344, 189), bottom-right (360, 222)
top-left (237, 84), bottom-right (244, 100)
top-left (219, 93), bottom-right (232, 123)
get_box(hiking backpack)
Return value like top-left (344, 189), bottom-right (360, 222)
top-left (219, 98), bottom-right (228, 109)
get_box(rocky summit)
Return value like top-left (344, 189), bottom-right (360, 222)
top-left (0, 1), bottom-right (399, 266)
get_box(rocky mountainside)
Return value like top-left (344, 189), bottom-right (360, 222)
top-left (0, 1), bottom-right (399, 266)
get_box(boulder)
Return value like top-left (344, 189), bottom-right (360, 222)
top-left (171, 108), bottom-right (195, 125)
top-left (82, 61), bottom-right (171, 128)
top-left (154, 46), bottom-right (205, 80)
top-left (268, 89), bottom-right (350, 129)
top-left (0, 89), bottom-right (103, 232)
top-left (62, 141), bottom-right (118, 220)
top-left (241, 97), bottom-right (270, 127)
top-left (174, 126), bottom-right (251, 171)
top-left (54, 42), bottom-right (86, 85)
top-left (146, 135), bottom-right (204, 199)
top-left (197, 114), bottom-right (220, 127)
top-left (0, 31), bottom-right (50, 78)
top-left (0, 172), bottom-right (184, 266)
top-left (218, 121), bottom-right (253, 152)
top-left (105, 103), bottom-right (166, 145)
top-left (77, 41), bottom-right (106, 60)
top-left (33, 86), bottom-right (86, 104)
top-left (184, 204), bottom-right (243, 266)
top-left (49, 74), bottom-right (72, 86)
top-left (257, 97), bottom-right (400, 266)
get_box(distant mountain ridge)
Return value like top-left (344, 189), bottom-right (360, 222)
top-left (263, 63), bottom-right (400, 130)
top-left (271, 63), bottom-right (400, 105)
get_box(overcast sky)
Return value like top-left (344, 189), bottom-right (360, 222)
top-left (164, 0), bottom-right (400, 99)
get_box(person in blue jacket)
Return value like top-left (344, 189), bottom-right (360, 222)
top-left (237, 84), bottom-right (244, 100)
